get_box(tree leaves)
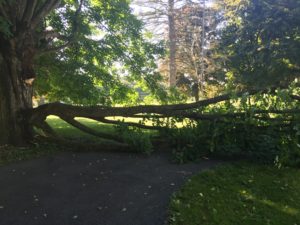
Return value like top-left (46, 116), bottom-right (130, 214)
top-left (219, 0), bottom-right (300, 89)
top-left (34, 0), bottom-right (164, 105)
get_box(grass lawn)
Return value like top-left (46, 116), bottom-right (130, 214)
top-left (0, 115), bottom-right (157, 165)
top-left (46, 116), bottom-right (116, 141)
top-left (169, 163), bottom-right (300, 225)
top-left (46, 115), bottom-right (159, 140)
top-left (0, 116), bottom-right (115, 165)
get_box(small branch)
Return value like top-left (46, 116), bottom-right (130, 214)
top-left (291, 95), bottom-right (300, 101)
top-left (72, 0), bottom-right (84, 34)
top-left (158, 109), bottom-right (300, 120)
top-left (40, 30), bottom-right (68, 40)
top-left (94, 117), bottom-right (162, 130)
top-left (37, 0), bottom-right (84, 55)
top-left (39, 41), bottom-right (71, 55)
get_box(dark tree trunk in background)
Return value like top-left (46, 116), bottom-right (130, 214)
top-left (0, 39), bottom-right (34, 146)
top-left (168, 0), bottom-right (177, 87)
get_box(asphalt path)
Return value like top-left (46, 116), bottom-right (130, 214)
top-left (0, 152), bottom-right (219, 225)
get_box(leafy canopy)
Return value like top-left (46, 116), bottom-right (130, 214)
top-left (30, 0), bottom-right (165, 105)
top-left (219, 0), bottom-right (300, 89)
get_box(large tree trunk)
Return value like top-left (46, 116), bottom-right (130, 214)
top-left (0, 40), bottom-right (34, 146)
top-left (168, 0), bottom-right (177, 87)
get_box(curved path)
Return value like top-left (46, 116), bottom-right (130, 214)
top-left (0, 152), bottom-right (219, 225)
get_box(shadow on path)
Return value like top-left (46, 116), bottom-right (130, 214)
top-left (0, 152), bottom-right (220, 225)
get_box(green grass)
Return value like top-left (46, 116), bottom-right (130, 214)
top-left (169, 163), bottom-right (300, 225)
top-left (46, 115), bottom-right (158, 140)
top-left (0, 116), bottom-right (155, 165)
top-left (46, 116), bottom-right (116, 142)
top-left (0, 116), bottom-right (116, 166)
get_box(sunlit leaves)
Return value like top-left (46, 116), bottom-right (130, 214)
top-left (35, 0), bottom-right (164, 105)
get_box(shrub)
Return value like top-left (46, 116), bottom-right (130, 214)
top-left (168, 119), bottom-right (300, 167)
top-left (115, 123), bottom-right (153, 155)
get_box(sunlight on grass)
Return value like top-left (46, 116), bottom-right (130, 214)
top-left (45, 115), bottom-right (161, 141)
top-left (46, 116), bottom-right (115, 141)
top-left (239, 190), bottom-right (299, 216)
top-left (46, 114), bottom-right (187, 136)
top-left (261, 199), bottom-right (299, 216)
top-left (105, 116), bottom-right (187, 128)
top-left (169, 163), bottom-right (300, 225)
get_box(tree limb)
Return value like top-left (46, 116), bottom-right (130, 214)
top-left (291, 95), bottom-right (300, 101)
top-left (37, 0), bottom-right (84, 55)
top-left (34, 120), bottom-right (58, 137)
top-left (31, 0), bottom-right (61, 29)
top-left (30, 89), bottom-right (265, 120)
top-left (94, 117), bottom-right (162, 130)
top-left (39, 41), bottom-right (72, 55)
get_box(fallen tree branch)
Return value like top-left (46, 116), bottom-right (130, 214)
top-left (34, 120), bottom-right (58, 137)
top-left (31, 89), bottom-right (262, 120)
top-left (32, 84), bottom-right (300, 121)
top-left (157, 108), bottom-right (300, 120)
top-left (29, 88), bottom-right (300, 143)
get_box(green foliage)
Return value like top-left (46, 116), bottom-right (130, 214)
top-left (34, 0), bottom-right (165, 105)
top-left (169, 121), bottom-right (273, 163)
top-left (276, 123), bottom-right (300, 168)
top-left (166, 87), bottom-right (300, 167)
top-left (166, 122), bottom-right (210, 163)
top-left (218, 0), bottom-right (300, 88)
top-left (115, 122), bottom-right (153, 154)
top-left (165, 87), bottom-right (188, 104)
top-left (170, 119), bottom-right (300, 166)
top-left (169, 163), bottom-right (300, 225)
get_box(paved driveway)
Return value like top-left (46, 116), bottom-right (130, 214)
top-left (0, 152), bottom-right (219, 225)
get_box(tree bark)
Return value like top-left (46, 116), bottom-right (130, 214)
top-left (0, 39), bottom-right (33, 146)
top-left (168, 0), bottom-right (177, 87)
